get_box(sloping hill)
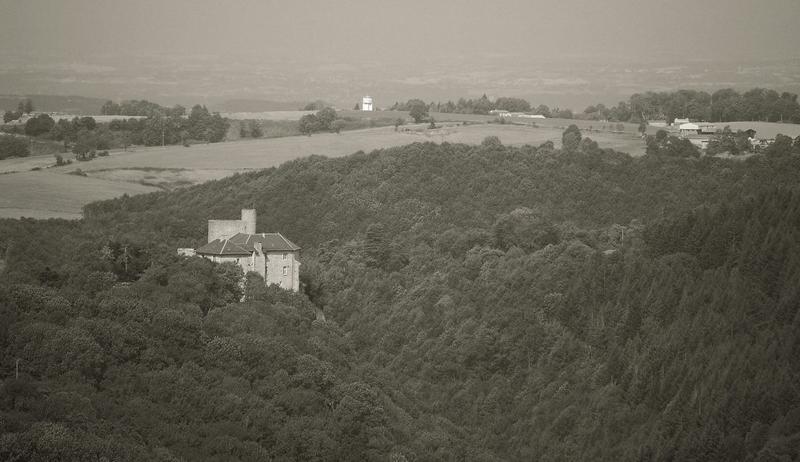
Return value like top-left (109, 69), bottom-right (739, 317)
top-left (1, 140), bottom-right (799, 460)
top-left (0, 124), bottom-right (648, 219)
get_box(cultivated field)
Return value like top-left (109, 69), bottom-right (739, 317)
top-left (223, 109), bottom-right (500, 124)
top-left (716, 121), bottom-right (800, 139)
top-left (0, 123), bottom-right (649, 219)
top-left (9, 117), bottom-right (800, 221)
top-left (0, 170), bottom-right (158, 219)
top-left (221, 111), bottom-right (314, 121)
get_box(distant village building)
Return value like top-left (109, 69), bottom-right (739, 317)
top-left (488, 110), bottom-right (545, 119)
top-left (178, 209), bottom-right (301, 292)
top-left (679, 122), bottom-right (717, 136)
top-left (698, 123), bottom-right (717, 134)
top-left (361, 96), bottom-right (374, 111)
top-left (679, 122), bottom-right (700, 135)
top-left (672, 118), bottom-right (690, 127)
top-left (750, 138), bottom-right (775, 150)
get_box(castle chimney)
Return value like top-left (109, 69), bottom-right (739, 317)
top-left (241, 209), bottom-right (256, 234)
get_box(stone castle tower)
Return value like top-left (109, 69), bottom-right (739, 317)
top-left (180, 209), bottom-right (301, 292)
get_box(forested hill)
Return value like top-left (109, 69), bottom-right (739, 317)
top-left (2, 135), bottom-right (800, 460)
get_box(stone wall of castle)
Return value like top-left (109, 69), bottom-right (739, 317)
top-left (207, 209), bottom-right (257, 243)
top-left (265, 251), bottom-right (300, 291)
top-left (207, 220), bottom-right (247, 243)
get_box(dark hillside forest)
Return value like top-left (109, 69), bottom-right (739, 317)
top-left (2, 134), bottom-right (800, 460)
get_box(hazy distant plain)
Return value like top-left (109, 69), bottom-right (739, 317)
top-left (3, 52), bottom-right (800, 112)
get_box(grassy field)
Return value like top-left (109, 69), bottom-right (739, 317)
top-left (221, 111), bottom-right (313, 121)
top-left (715, 121), bottom-right (800, 139)
top-left (5, 104), bottom-right (798, 220)
top-left (60, 124), bottom-right (646, 171)
top-left (0, 152), bottom-right (59, 174)
top-left (0, 123), bottom-right (646, 219)
top-left (0, 170), bottom-right (158, 219)
top-left (222, 109), bottom-right (498, 124)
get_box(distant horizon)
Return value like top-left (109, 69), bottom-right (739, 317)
top-left (2, 71), bottom-right (800, 116)
top-left (2, 0), bottom-right (799, 110)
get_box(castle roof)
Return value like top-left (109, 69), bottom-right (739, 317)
top-left (228, 233), bottom-right (301, 252)
top-left (196, 238), bottom-right (251, 256)
top-left (196, 233), bottom-right (300, 256)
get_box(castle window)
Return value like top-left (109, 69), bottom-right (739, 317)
top-left (283, 253), bottom-right (287, 260)
top-left (283, 266), bottom-right (288, 276)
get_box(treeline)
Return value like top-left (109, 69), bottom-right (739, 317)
top-left (298, 107), bottom-right (344, 135)
top-left (390, 95), bottom-right (573, 118)
top-left (101, 99), bottom-right (186, 118)
top-left (0, 135), bottom-right (29, 160)
top-left (105, 104), bottom-right (229, 146)
top-left (103, 100), bottom-right (229, 145)
top-left (591, 88), bottom-right (800, 124)
top-left (3, 132), bottom-right (800, 460)
top-left (297, 107), bottom-right (400, 135)
top-left (391, 88), bottom-right (800, 124)
top-left (0, 102), bottom-right (230, 160)
top-left (645, 126), bottom-right (800, 158)
top-left (0, 115), bottom-right (103, 160)
top-left (2, 98), bottom-right (34, 123)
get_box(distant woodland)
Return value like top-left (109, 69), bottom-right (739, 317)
top-left (2, 87), bottom-right (799, 161)
top-left (2, 127), bottom-right (800, 460)
top-left (394, 88), bottom-right (800, 124)
top-left (0, 100), bottom-right (230, 161)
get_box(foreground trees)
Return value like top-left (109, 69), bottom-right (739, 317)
top-left (2, 135), bottom-right (800, 460)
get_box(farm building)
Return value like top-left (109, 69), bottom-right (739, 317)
top-left (679, 122), bottom-right (700, 135)
top-left (361, 96), bottom-right (374, 111)
top-left (680, 122), bottom-right (717, 137)
top-left (178, 209), bottom-right (301, 292)
top-left (698, 123), bottom-right (717, 134)
top-left (673, 118), bottom-right (690, 126)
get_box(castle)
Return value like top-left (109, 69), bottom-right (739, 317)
top-left (178, 209), bottom-right (301, 292)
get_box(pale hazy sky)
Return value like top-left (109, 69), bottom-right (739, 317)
top-left (1, 0), bottom-right (799, 107)
top-left (2, 0), bottom-right (799, 62)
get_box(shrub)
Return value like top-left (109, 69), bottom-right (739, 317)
top-left (0, 134), bottom-right (30, 159)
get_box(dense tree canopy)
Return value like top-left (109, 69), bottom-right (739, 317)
top-left (0, 135), bottom-right (29, 159)
top-left (298, 107), bottom-right (341, 135)
top-left (406, 99), bottom-right (429, 123)
top-left (2, 132), bottom-right (800, 460)
top-left (23, 114), bottom-right (55, 137)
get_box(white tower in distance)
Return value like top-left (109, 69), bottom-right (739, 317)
top-left (362, 96), bottom-right (374, 111)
